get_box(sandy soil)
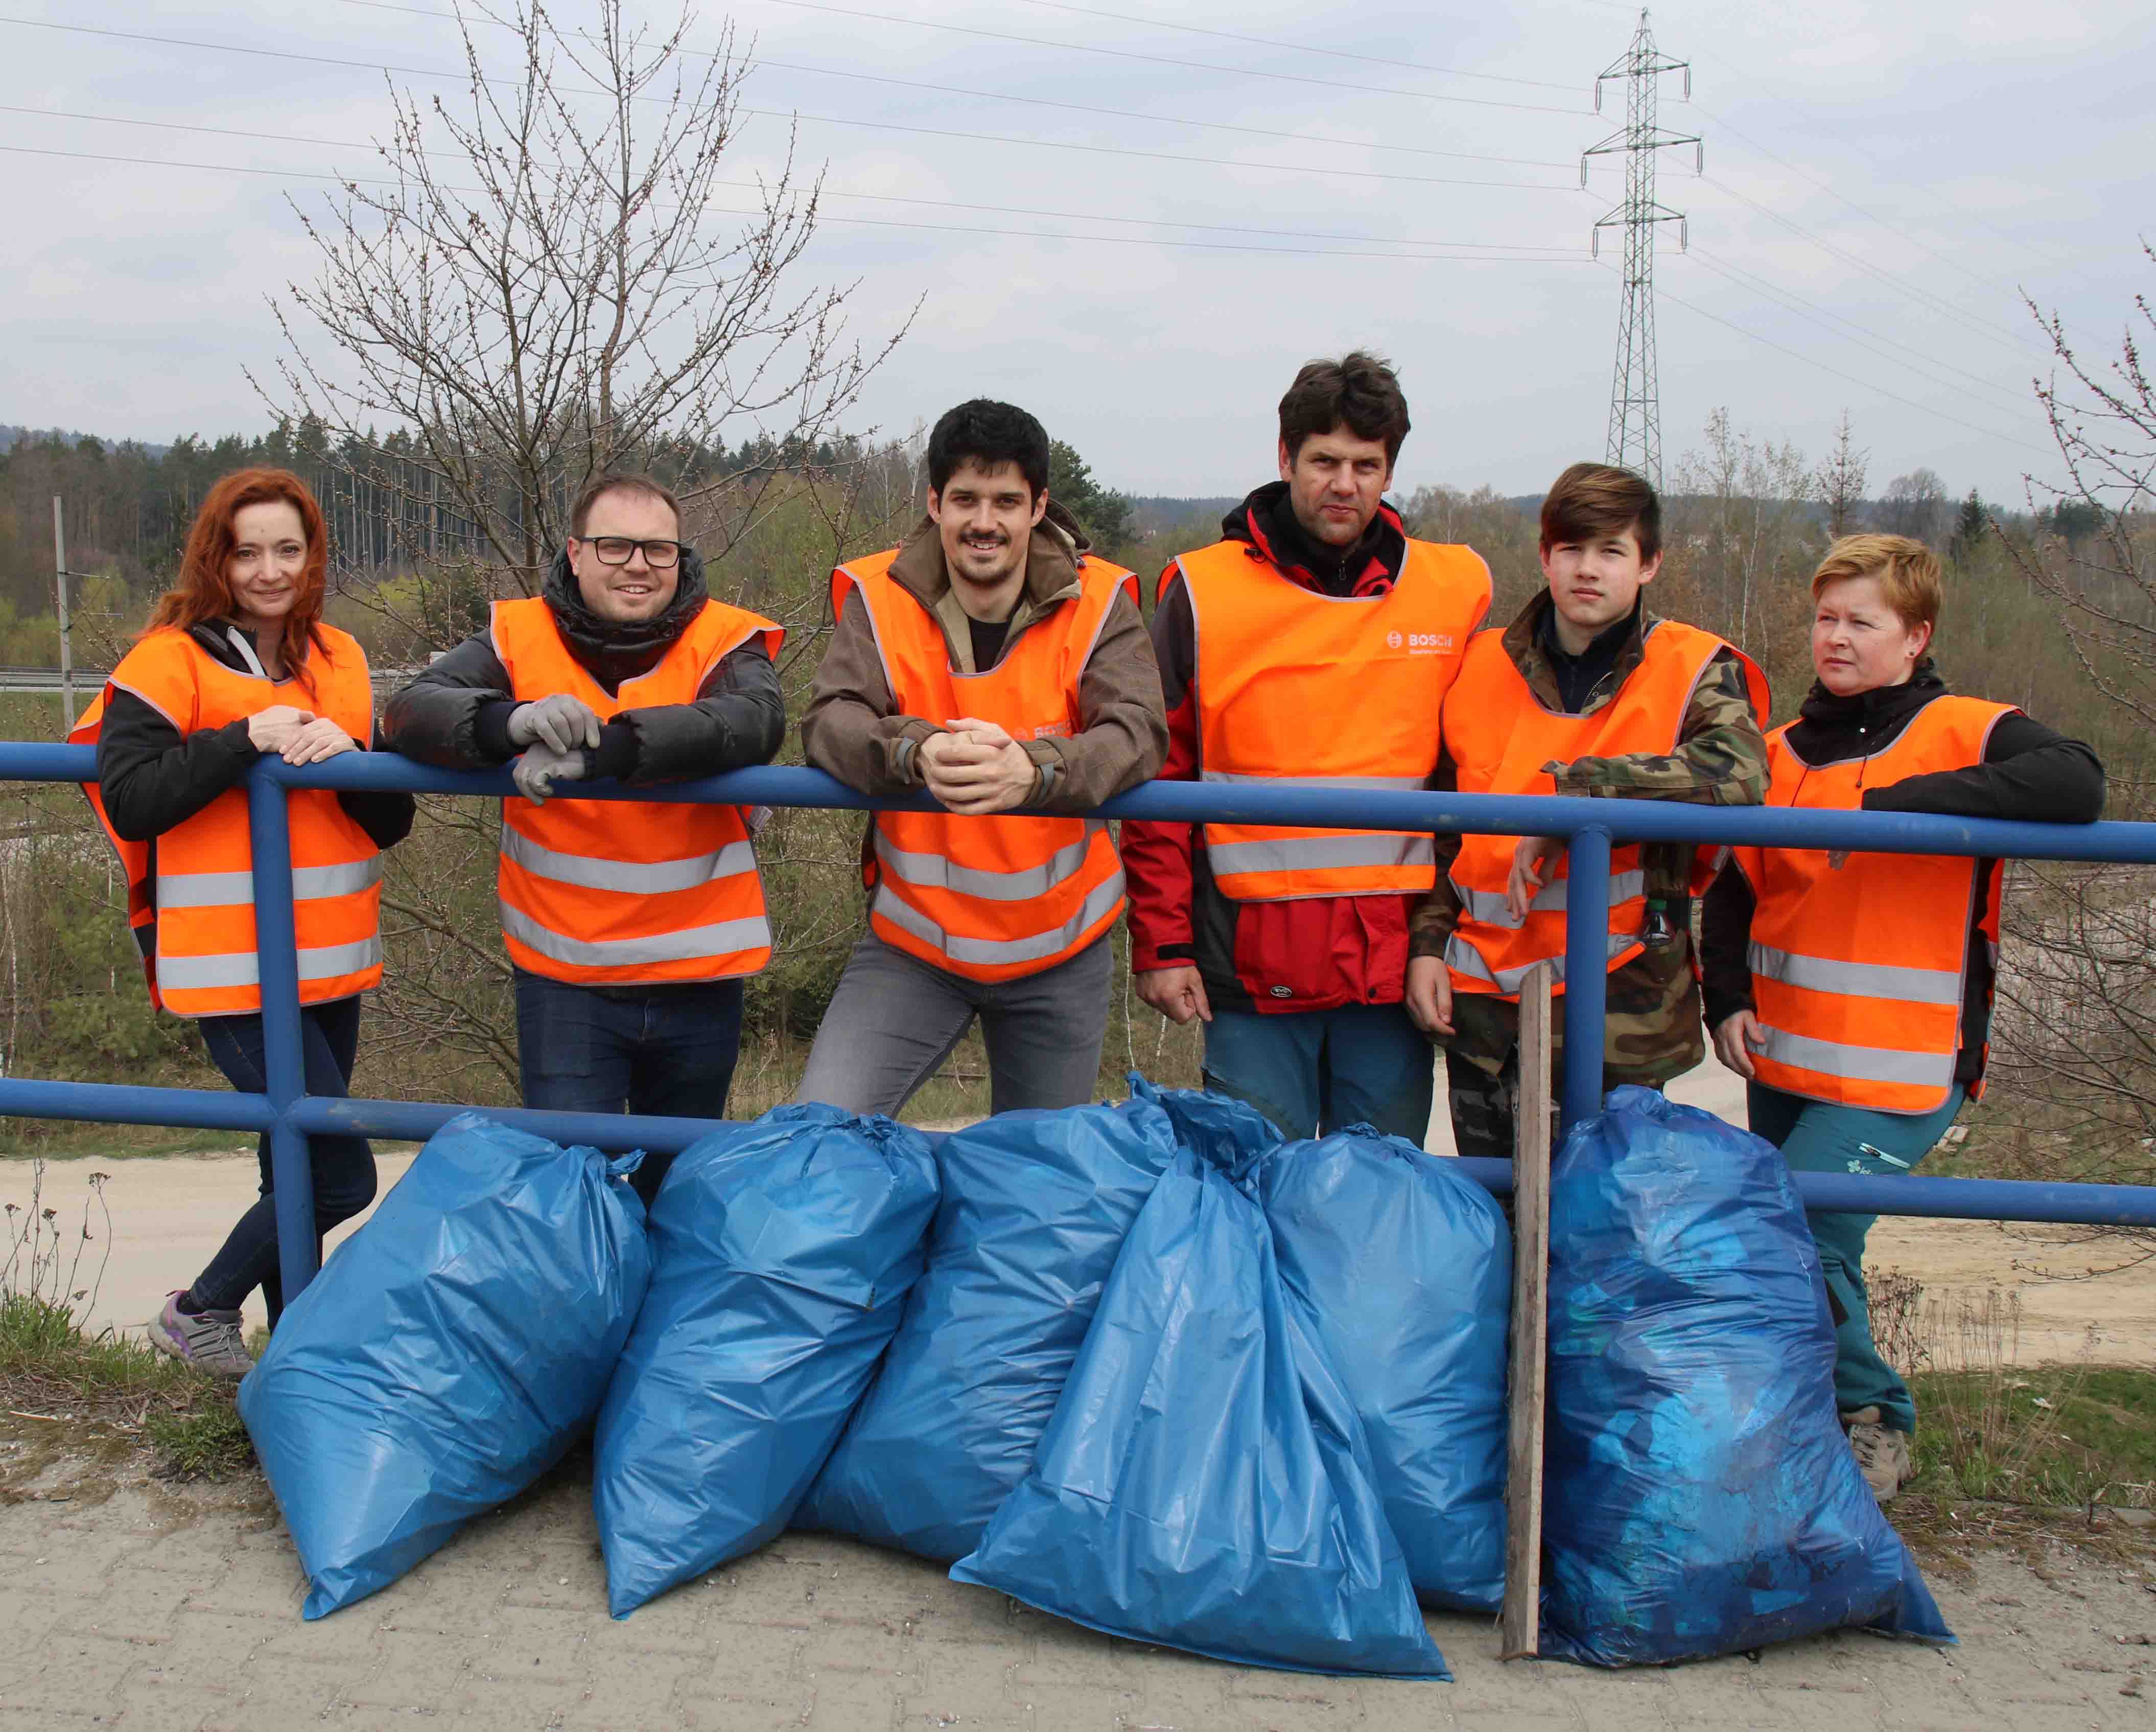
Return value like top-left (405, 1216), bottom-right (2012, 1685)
top-left (6, 1056), bottom-right (2151, 1363)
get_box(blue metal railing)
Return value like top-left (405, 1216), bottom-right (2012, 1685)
top-left (5, 738), bottom-right (2155, 1306)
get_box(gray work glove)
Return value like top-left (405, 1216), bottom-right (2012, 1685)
top-left (508, 693), bottom-right (602, 755)
top-left (511, 744), bottom-right (587, 805)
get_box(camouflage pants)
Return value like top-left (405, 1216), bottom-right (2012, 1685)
top-left (1443, 1047), bottom-right (1671, 1162)
top-left (1440, 928), bottom-right (1701, 1161)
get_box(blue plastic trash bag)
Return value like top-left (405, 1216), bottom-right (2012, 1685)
top-left (593, 1104), bottom-right (939, 1617)
top-left (237, 1113), bottom-right (651, 1620)
top-left (1131, 1072), bottom-right (1281, 1176)
top-left (1540, 1086), bottom-right (1953, 1666)
top-left (952, 1139), bottom-right (1448, 1680)
top-left (1259, 1129), bottom-right (1510, 1613)
top-left (799, 1095), bottom-right (1180, 1561)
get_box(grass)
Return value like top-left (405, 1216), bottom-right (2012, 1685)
top-left (0, 1125), bottom-right (256, 1161)
top-left (1872, 1270), bottom-right (2156, 1514)
top-left (0, 1292), bottom-right (253, 1485)
top-left (1909, 1364), bottom-right (2156, 1510)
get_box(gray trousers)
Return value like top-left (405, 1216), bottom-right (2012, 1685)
top-left (794, 931), bottom-right (1113, 1118)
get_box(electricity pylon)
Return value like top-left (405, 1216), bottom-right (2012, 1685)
top-left (1581, 11), bottom-right (1700, 489)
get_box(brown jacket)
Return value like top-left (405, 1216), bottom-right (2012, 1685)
top-left (800, 501), bottom-right (1168, 813)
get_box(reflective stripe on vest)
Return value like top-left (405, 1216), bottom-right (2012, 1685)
top-left (1206, 831), bottom-right (1435, 880)
top-left (501, 827), bottom-right (757, 897)
top-left (1754, 1026), bottom-right (1959, 1093)
top-left (1442, 618), bottom-right (1766, 1000)
top-left (1444, 927), bottom-right (1637, 994)
top-left (1180, 537), bottom-right (1490, 902)
top-left (871, 867), bottom-right (1127, 972)
top-left (873, 822), bottom-right (1105, 903)
top-left (74, 625), bottom-right (387, 1017)
top-left (1736, 695), bottom-right (2013, 1113)
top-left (1747, 941), bottom-right (1962, 1007)
top-left (499, 905), bottom-right (773, 972)
top-left (1450, 868), bottom-right (1648, 930)
top-left (491, 595), bottom-right (781, 987)
top-left (154, 937), bottom-right (386, 995)
top-left (834, 548), bottom-right (1136, 983)
top-left (154, 857), bottom-right (384, 910)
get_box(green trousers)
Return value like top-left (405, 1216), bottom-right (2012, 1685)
top-left (1746, 1079), bottom-right (1967, 1435)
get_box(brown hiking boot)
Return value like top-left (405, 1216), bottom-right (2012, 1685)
top-left (1842, 1407), bottom-right (1913, 1502)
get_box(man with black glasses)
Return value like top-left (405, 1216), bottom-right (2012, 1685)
top-left (385, 472), bottom-right (785, 1202)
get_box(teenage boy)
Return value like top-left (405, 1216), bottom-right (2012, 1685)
top-left (384, 472), bottom-right (786, 1202)
top-left (1122, 352), bottom-right (1492, 1141)
top-left (1403, 461), bottom-right (1769, 1158)
top-left (795, 399), bottom-right (1167, 1115)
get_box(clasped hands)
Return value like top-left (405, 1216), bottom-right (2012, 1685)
top-left (508, 694), bottom-right (602, 804)
top-left (247, 705), bottom-right (358, 765)
top-left (919, 717), bottom-right (1037, 815)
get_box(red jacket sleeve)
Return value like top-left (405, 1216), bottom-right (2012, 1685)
top-left (1119, 567), bottom-right (1199, 973)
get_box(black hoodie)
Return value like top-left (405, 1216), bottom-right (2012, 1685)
top-left (1699, 663), bottom-right (2105, 1081)
top-left (380, 545), bottom-right (784, 785)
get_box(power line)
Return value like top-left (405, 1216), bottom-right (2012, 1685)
top-left (336, 0), bottom-right (1583, 171)
top-left (1686, 98), bottom-right (2030, 303)
top-left (734, 0), bottom-right (1600, 118)
top-left (1698, 172), bottom-right (2044, 357)
top-left (1684, 246), bottom-right (2038, 417)
top-left (0, 109), bottom-right (1582, 252)
top-left (1652, 278), bottom-right (2052, 458)
top-left (0, 143), bottom-right (1595, 265)
top-left (1004, 0), bottom-right (1582, 93)
top-left (0, 17), bottom-right (1579, 194)
top-left (1670, 45), bottom-right (2102, 290)
top-left (340, 0), bottom-right (1586, 172)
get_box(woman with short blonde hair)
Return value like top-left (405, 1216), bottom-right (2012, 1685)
top-left (1700, 532), bottom-right (2103, 1501)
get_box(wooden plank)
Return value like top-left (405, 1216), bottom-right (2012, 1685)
top-left (1498, 961), bottom-right (1555, 1661)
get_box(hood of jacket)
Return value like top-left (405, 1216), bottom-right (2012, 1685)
top-left (1221, 480), bottom-right (1406, 597)
top-left (1783, 659), bottom-right (1951, 763)
top-left (542, 542), bottom-right (711, 689)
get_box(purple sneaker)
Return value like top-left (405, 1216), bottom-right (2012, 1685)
top-left (147, 1291), bottom-right (255, 1378)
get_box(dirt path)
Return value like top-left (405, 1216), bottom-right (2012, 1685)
top-left (3, 1459), bottom-right (2152, 1730)
top-left (7, 1059), bottom-right (2152, 1363)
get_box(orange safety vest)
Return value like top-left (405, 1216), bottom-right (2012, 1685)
top-left (493, 596), bottom-right (782, 987)
top-left (833, 549), bottom-right (1136, 982)
top-left (1177, 537), bottom-right (1490, 900)
top-left (71, 625), bottom-right (385, 1018)
top-left (1732, 695), bottom-right (2013, 1113)
top-left (1443, 619), bottom-right (1767, 998)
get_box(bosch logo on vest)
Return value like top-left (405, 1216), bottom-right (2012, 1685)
top-left (1394, 631), bottom-right (1455, 656)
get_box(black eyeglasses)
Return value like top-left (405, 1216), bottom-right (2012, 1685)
top-left (584, 536), bottom-right (685, 569)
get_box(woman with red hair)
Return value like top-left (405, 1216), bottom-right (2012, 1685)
top-left (73, 468), bottom-right (413, 1374)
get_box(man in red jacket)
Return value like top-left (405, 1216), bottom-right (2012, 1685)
top-left (1122, 353), bottom-right (1490, 1140)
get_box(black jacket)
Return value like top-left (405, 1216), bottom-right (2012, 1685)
top-left (93, 622), bottom-right (416, 965)
top-left (1699, 663), bottom-right (2105, 1081)
top-left (380, 547), bottom-right (786, 782)
top-left (95, 622), bottom-right (416, 849)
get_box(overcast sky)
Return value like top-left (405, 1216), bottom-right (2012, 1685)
top-left (4, 0), bottom-right (2149, 506)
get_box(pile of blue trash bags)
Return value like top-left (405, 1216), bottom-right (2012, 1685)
top-left (237, 1080), bottom-right (1950, 1674)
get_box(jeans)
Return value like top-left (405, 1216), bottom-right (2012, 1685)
top-left (190, 995), bottom-right (378, 1323)
top-left (795, 932), bottom-right (1112, 1118)
top-left (512, 968), bottom-right (745, 1205)
top-left (1200, 1004), bottom-right (1436, 1144)
top-left (1747, 1080), bottom-right (1967, 1434)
